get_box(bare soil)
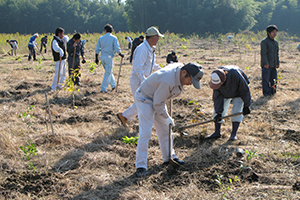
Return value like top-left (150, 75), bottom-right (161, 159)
top-left (0, 38), bottom-right (300, 200)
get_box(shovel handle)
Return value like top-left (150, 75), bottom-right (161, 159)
top-left (178, 112), bottom-right (243, 131)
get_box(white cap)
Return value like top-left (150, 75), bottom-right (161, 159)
top-left (211, 73), bottom-right (221, 85)
top-left (34, 33), bottom-right (39, 37)
top-left (146, 27), bottom-right (164, 37)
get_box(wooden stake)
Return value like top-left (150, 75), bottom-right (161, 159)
top-left (45, 93), bottom-right (55, 137)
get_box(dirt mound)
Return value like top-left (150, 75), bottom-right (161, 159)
top-left (1, 171), bottom-right (61, 198)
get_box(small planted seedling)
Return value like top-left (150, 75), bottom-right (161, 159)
top-left (18, 105), bottom-right (35, 127)
top-left (215, 172), bottom-right (240, 199)
top-left (89, 62), bottom-right (97, 73)
top-left (122, 136), bottom-right (138, 145)
top-left (20, 140), bottom-right (38, 173)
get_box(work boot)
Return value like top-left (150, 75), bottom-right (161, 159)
top-left (206, 122), bottom-right (221, 139)
top-left (117, 113), bottom-right (128, 128)
top-left (136, 168), bottom-right (146, 177)
top-left (229, 122), bottom-right (240, 141)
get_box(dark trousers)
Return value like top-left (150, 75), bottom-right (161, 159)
top-left (28, 46), bottom-right (36, 61)
top-left (68, 56), bottom-right (81, 85)
top-left (262, 67), bottom-right (277, 96)
top-left (40, 43), bottom-right (47, 53)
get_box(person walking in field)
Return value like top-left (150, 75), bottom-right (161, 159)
top-left (28, 33), bottom-right (38, 61)
top-left (40, 35), bottom-right (48, 53)
top-left (6, 39), bottom-right (18, 56)
top-left (95, 24), bottom-right (124, 93)
top-left (117, 27), bottom-right (163, 128)
top-left (67, 33), bottom-right (85, 86)
top-left (166, 51), bottom-right (178, 64)
top-left (261, 25), bottom-right (279, 96)
top-left (130, 35), bottom-right (144, 63)
top-left (206, 65), bottom-right (251, 141)
top-left (51, 27), bottom-right (69, 91)
top-left (134, 62), bottom-right (204, 177)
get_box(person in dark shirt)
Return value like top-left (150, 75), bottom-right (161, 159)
top-left (166, 51), bottom-right (178, 64)
top-left (130, 35), bottom-right (144, 63)
top-left (40, 36), bottom-right (48, 53)
top-left (206, 65), bottom-right (251, 141)
top-left (261, 25), bottom-right (279, 96)
top-left (67, 33), bottom-right (85, 86)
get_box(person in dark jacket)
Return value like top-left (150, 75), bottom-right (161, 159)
top-left (166, 51), bottom-right (178, 64)
top-left (261, 25), bottom-right (279, 96)
top-left (40, 36), bottom-right (48, 53)
top-left (67, 33), bottom-right (85, 86)
top-left (206, 65), bottom-right (251, 141)
top-left (130, 35), bottom-right (144, 63)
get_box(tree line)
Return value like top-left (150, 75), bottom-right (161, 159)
top-left (0, 0), bottom-right (299, 36)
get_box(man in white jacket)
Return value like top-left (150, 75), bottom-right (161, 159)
top-left (134, 62), bottom-right (204, 177)
top-left (51, 27), bottom-right (69, 91)
top-left (117, 26), bottom-right (163, 128)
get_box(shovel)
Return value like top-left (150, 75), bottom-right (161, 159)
top-left (176, 112), bottom-right (244, 136)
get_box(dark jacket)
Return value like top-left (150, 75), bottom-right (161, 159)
top-left (166, 53), bottom-right (178, 63)
top-left (213, 66), bottom-right (251, 114)
top-left (52, 36), bottom-right (66, 61)
top-left (130, 37), bottom-right (143, 63)
top-left (41, 36), bottom-right (48, 44)
top-left (261, 36), bottom-right (279, 68)
top-left (67, 39), bottom-right (84, 58)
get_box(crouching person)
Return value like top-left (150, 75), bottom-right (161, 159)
top-left (134, 62), bottom-right (204, 177)
top-left (206, 65), bottom-right (251, 141)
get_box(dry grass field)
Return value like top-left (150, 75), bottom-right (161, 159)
top-left (0, 33), bottom-right (300, 200)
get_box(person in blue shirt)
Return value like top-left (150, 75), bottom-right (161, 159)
top-left (95, 24), bottom-right (124, 93)
top-left (28, 33), bottom-right (39, 61)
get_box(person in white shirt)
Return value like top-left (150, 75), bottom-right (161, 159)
top-left (134, 62), bottom-right (204, 177)
top-left (125, 36), bottom-right (133, 49)
top-left (117, 27), bottom-right (163, 128)
top-left (51, 27), bottom-right (69, 91)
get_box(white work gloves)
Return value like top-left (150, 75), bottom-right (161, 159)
top-left (165, 117), bottom-right (175, 127)
top-left (59, 50), bottom-right (64, 58)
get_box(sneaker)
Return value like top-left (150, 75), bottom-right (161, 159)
top-left (136, 168), bottom-right (146, 177)
top-left (117, 113), bottom-right (128, 128)
top-left (111, 87), bottom-right (116, 91)
top-left (228, 136), bottom-right (237, 141)
top-left (100, 90), bottom-right (107, 93)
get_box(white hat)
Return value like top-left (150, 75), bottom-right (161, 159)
top-left (146, 27), bottom-right (164, 37)
top-left (34, 33), bottom-right (39, 37)
top-left (210, 69), bottom-right (226, 89)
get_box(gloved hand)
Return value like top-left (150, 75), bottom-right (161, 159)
top-left (119, 53), bottom-right (124, 58)
top-left (165, 117), bottom-right (175, 127)
top-left (214, 113), bottom-right (222, 122)
top-left (243, 107), bottom-right (250, 115)
top-left (81, 59), bottom-right (86, 64)
top-left (95, 54), bottom-right (99, 65)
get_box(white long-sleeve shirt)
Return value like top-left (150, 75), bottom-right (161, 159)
top-left (52, 36), bottom-right (69, 59)
top-left (137, 63), bottom-right (184, 119)
top-left (131, 40), bottom-right (161, 82)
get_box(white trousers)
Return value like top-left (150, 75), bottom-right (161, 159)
top-left (135, 90), bottom-right (177, 169)
top-left (123, 75), bottom-right (141, 121)
top-left (213, 97), bottom-right (244, 123)
top-left (51, 59), bottom-right (67, 91)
